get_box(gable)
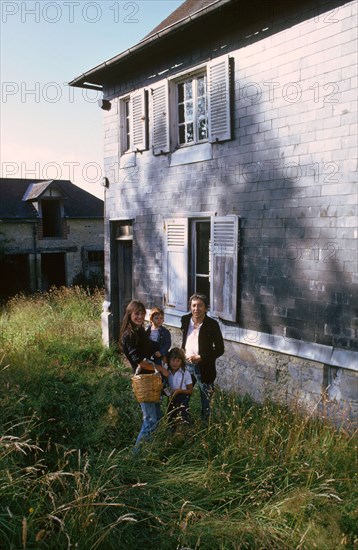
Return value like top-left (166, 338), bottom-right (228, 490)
top-left (0, 179), bottom-right (104, 220)
top-left (22, 180), bottom-right (69, 202)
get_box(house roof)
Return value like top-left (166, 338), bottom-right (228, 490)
top-left (0, 179), bottom-right (104, 220)
top-left (69, 0), bottom-right (233, 89)
top-left (69, 0), bottom-right (322, 90)
top-left (143, 0), bottom-right (221, 38)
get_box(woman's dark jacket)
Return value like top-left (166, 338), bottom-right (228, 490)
top-left (180, 313), bottom-right (224, 384)
top-left (122, 326), bottom-right (159, 374)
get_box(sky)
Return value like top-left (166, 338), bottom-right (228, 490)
top-left (0, 0), bottom-right (183, 198)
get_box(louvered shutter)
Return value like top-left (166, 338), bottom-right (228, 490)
top-left (163, 218), bottom-right (188, 311)
top-left (131, 89), bottom-right (147, 151)
top-left (151, 82), bottom-right (170, 155)
top-left (210, 216), bottom-right (239, 321)
top-left (207, 56), bottom-right (232, 143)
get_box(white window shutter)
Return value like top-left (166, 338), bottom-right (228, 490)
top-left (151, 82), bottom-right (170, 155)
top-left (131, 89), bottom-right (147, 151)
top-left (207, 56), bottom-right (231, 143)
top-left (210, 216), bottom-right (239, 321)
top-left (163, 218), bottom-right (188, 311)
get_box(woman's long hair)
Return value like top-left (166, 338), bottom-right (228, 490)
top-left (119, 300), bottom-right (146, 351)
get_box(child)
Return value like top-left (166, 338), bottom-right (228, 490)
top-left (146, 307), bottom-right (171, 366)
top-left (165, 347), bottom-right (193, 426)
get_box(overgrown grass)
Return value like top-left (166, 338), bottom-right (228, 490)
top-left (0, 288), bottom-right (357, 549)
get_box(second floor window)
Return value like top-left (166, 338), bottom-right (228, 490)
top-left (151, 54), bottom-right (233, 155)
top-left (117, 55), bottom-right (232, 157)
top-left (177, 74), bottom-right (208, 145)
top-left (119, 91), bottom-right (148, 155)
top-left (42, 200), bottom-right (62, 238)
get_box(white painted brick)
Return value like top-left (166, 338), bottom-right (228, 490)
top-left (340, 88), bottom-right (358, 103)
top-left (323, 116), bottom-right (344, 129)
top-left (349, 123), bottom-right (358, 136)
top-left (342, 135), bottom-right (358, 149)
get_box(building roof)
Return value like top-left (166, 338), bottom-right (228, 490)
top-left (69, 0), bottom-right (321, 90)
top-left (0, 179), bottom-right (104, 220)
top-left (69, 0), bottom-right (233, 89)
top-left (143, 0), bottom-right (220, 38)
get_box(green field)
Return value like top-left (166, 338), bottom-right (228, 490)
top-left (0, 288), bottom-right (356, 549)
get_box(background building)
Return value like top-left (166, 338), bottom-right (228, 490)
top-left (0, 178), bottom-right (104, 297)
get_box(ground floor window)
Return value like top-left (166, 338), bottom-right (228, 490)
top-left (164, 215), bottom-right (239, 321)
top-left (190, 219), bottom-right (211, 302)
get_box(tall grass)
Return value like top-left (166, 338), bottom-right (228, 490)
top-left (0, 288), bottom-right (357, 549)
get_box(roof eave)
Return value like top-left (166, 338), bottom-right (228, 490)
top-left (69, 0), bottom-right (233, 89)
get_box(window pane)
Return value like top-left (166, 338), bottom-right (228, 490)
top-left (186, 123), bottom-right (194, 142)
top-left (178, 83), bottom-right (184, 103)
top-left (185, 101), bottom-right (193, 121)
top-left (185, 81), bottom-right (193, 100)
top-left (198, 118), bottom-right (207, 140)
top-left (197, 97), bottom-right (206, 116)
top-left (88, 250), bottom-right (104, 263)
top-left (178, 103), bottom-right (185, 123)
top-left (196, 276), bottom-right (210, 300)
top-left (197, 76), bottom-right (206, 97)
top-left (196, 221), bottom-right (210, 274)
top-left (179, 125), bottom-right (185, 144)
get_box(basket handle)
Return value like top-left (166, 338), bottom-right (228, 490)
top-left (136, 358), bottom-right (156, 375)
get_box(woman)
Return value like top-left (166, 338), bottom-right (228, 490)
top-left (119, 300), bottom-right (168, 448)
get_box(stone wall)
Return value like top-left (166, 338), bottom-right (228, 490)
top-left (168, 324), bottom-right (358, 429)
top-left (1, 218), bottom-right (104, 291)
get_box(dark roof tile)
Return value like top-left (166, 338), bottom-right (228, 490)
top-left (144, 0), bottom-right (218, 38)
top-left (0, 179), bottom-right (103, 220)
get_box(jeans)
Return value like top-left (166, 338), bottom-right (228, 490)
top-left (186, 363), bottom-right (214, 421)
top-left (135, 402), bottom-right (162, 447)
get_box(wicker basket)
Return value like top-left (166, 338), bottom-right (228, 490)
top-left (131, 373), bottom-right (163, 403)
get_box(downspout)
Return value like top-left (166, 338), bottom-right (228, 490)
top-left (33, 222), bottom-right (38, 290)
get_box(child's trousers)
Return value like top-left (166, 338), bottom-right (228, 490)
top-left (168, 394), bottom-right (191, 425)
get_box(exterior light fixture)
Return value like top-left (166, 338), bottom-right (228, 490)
top-left (98, 99), bottom-right (111, 111)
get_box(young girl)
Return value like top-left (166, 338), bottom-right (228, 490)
top-left (165, 347), bottom-right (193, 426)
top-left (146, 306), bottom-right (171, 366)
top-left (119, 300), bottom-right (168, 448)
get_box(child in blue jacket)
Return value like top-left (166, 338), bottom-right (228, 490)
top-left (146, 306), bottom-right (171, 365)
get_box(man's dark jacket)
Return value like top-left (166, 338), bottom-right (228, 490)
top-left (181, 313), bottom-right (224, 384)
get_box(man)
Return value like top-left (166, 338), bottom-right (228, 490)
top-left (181, 293), bottom-right (224, 421)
